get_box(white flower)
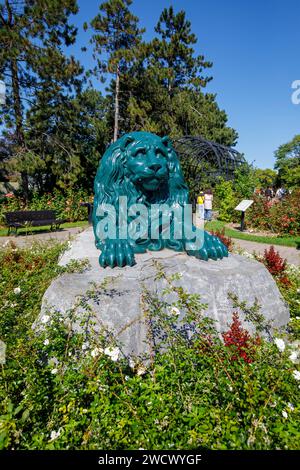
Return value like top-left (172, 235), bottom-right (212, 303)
top-left (104, 346), bottom-right (120, 362)
top-left (287, 403), bottom-right (295, 411)
top-left (129, 358), bottom-right (136, 369)
top-left (51, 368), bottom-right (58, 374)
top-left (292, 370), bottom-right (300, 381)
top-left (136, 364), bottom-right (147, 376)
top-left (289, 351), bottom-right (298, 363)
top-left (43, 339), bottom-right (49, 346)
top-left (167, 306), bottom-right (180, 316)
top-left (91, 347), bottom-right (103, 358)
top-left (274, 338), bottom-right (285, 353)
top-left (82, 342), bottom-right (89, 351)
top-left (282, 410), bottom-right (288, 419)
top-left (41, 315), bottom-right (50, 324)
top-left (50, 429), bottom-right (61, 441)
top-left (13, 287), bottom-right (21, 295)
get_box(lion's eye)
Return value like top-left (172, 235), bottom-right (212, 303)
top-left (135, 148), bottom-right (146, 157)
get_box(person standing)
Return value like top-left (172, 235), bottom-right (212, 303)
top-left (197, 191), bottom-right (205, 221)
top-left (204, 189), bottom-right (213, 221)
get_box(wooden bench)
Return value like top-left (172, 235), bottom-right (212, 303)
top-left (5, 210), bottom-right (65, 235)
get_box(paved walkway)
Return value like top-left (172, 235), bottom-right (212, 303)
top-left (1, 226), bottom-right (85, 248)
top-left (1, 226), bottom-right (299, 266)
top-left (233, 238), bottom-right (300, 266)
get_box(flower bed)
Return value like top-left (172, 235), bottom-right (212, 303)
top-left (247, 190), bottom-right (300, 236)
top-left (0, 241), bottom-right (299, 450)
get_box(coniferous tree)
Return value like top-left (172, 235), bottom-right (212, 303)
top-left (86, 0), bottom-right (144, 141)
top-left (0, 0), bottom-right (80, 197)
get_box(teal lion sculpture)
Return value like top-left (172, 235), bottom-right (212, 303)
top-left (92, 131), bottom-right (228, 268)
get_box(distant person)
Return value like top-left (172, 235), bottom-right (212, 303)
top-left (265, 187), bottom-right (273, 200)
top-left (204, 189), bottom-right (213, 221)
top-left (275, 187), bottom-right (286, 200)
top-left (197, 191), bottom-right (205, 220)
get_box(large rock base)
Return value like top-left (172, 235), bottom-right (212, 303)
top-left (37, 228), bottom-right (289, 357)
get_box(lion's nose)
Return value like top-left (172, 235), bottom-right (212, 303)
top-left (149, 163), bottom-right (162, 172)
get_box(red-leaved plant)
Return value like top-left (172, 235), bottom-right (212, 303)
top-left (263, 246), bottom-right (286, 276)
top-left (222, 313), bottom-right (260, 363)
top-left (210, 228), bottom-right (233, 251)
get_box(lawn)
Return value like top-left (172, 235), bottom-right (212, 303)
top-left (206, 220), bottom-right (300, 248)
top-left (0, 220), bottom-right (89, 237)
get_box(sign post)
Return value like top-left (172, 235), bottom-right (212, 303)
top-left (0, 80), bottom-right (6, 105)
top-left (234, 200), bottom-right (254, 231)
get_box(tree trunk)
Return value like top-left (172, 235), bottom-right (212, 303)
top-left (113, 66), bottom-right (120, 142)
top-left (11, 57), bottom-right (28, 200)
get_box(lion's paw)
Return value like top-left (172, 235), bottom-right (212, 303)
top-left (187, 231), bottom-right (228, 261)
top-left (99, 240), bottom-right (136, 268)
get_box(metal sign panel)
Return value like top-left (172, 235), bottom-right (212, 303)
top-left (235, 199), bottom-right (254, 212)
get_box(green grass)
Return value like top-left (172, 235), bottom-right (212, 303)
top-left (206, 220), bottom-right (300, 248)
top-left (0, 220), bottom-right (89, 237)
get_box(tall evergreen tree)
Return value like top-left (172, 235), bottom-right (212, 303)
top-left (86, 0), bottom-right (144, 141)
top-left (0, 0), bottom-right (80, 197)
top-left (117, 6), bottom-right (237, 145)
top-left (152, 6), bottom-right (212, 95)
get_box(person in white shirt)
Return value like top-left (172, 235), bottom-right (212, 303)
top-left (204, 189), bottom-right (213, 221)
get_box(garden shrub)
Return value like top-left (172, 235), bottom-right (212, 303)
top-left (214, 179), bottom-right (237, 222)
top-left (0, 243), bottom-right (299, 450)
top-left (0, 187), bottom-right (93, 225)
top-left (248, 190), bottom-right (300, 236)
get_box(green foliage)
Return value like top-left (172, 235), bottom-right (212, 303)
top-left (234, 164), bottom-right (257, 199)
top-left (24, 88), bottom-right (109, 192)
top-left (0, 187), bottom-right (92, 224)
top-left (0, 245), bottom-right (299, 449)
top-left (0, 0), bottom-right (82, 195)
top-left (214, 179), bottom-right (237, 222)
top-left (87, 0), bottom-right (143, 76)
top-left (254, 168), bottom-right (277, 189)
top-left (275, 135), bottom-right (300, 189)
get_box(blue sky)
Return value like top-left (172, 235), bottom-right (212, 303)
top-left (69, 0), bottom-right (300, 169)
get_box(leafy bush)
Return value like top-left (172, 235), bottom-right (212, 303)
top-left (248, 190), bottom-right (300, 236)
top-left (0, 187), bottom-right (93, 225)
top-left (214, 179), bottom-right (237, 222)
top-left (262, 246), bottom-right (287, 277)
top-left (0, 243), bottom-right (299, 450)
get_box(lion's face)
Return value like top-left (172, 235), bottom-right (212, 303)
top-left (124, 134), bottom-right (169, 192)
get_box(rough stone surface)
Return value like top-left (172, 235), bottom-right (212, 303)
top-left (37, 227), bottom-right (290, 357)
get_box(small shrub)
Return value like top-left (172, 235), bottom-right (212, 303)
top-left (214, 179), bottom-right (237, 222)
top-left (263, 246), bottom-right (286, 276)
top-left (222, 312), bottom-right (260, 363)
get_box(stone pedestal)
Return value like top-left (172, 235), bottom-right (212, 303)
top-left (37, 228), bottom-right (289, 357)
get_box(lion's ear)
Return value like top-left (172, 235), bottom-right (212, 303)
top-left (120, 135), bottom-right (134, 152)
